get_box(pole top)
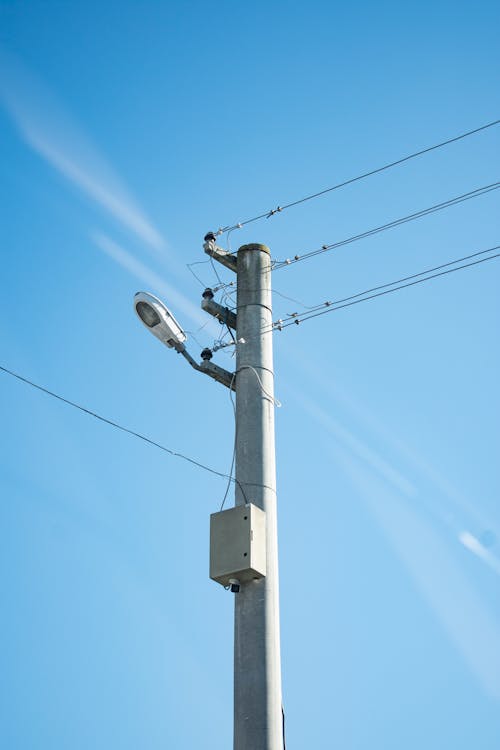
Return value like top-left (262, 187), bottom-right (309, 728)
top-left (238, 243), bottom-right (270, 255)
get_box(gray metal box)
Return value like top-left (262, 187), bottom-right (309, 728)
top-left (210, 503), bottom-right (266, 587)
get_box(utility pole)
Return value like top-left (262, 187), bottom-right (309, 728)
top-left (134, 239), bottom-right (283, 750)
top-left (204, 239), bottom-right (283, 750)
top-left (233, 244), bottom-right (283, 750)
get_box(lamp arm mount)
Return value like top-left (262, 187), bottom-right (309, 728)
top-left (174, 343), bottom-right (235, 391)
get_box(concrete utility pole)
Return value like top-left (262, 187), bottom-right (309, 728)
top-left (233, 244), bottom-right (283, 750)
top-left (134, 240), bottom-right (283, 750)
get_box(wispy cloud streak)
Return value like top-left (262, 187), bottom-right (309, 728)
top-left (459, 531), bottom-right (500, 576)
top-left (290, 379), bottom-right (500, 698)
top-left (0, 48), bottom-right (165, 252)
top-left (292, 389), bottom-right (417, 497)
top-left (341, 451), bottom-right (500, 701)
top-left (287, 343), bottom-right (499, 541)
top-left (93, 232), bottom-right (217, 335)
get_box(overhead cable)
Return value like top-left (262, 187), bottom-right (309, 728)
top-left (215, 118), bottom-right (500, 235)
top-left (268, 250), bottom-right (500, 332)
top-left (0, 365), bottom-right (245, 490)
top-left (272, 181), bottom-right (500, 269)
top-left (269, 245), bottom-right (500, 328)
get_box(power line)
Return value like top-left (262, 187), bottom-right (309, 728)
top-left (216, 118), bottom-right (500, 235)
top-left (272, 181), bottom-right (500, 270)
top-left (270, 245), bottom-right (500, 328)
top-left (0, 364), bottom-right (241, 487)
top-left (207, 245), bottom-right (499, 350)
top-left (270, 251), bottom-right (500, 332)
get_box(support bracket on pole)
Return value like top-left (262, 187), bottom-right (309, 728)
top-left (199, 359), bottom-right (235, 390)
top-left (175, 344), bottom-right (235, 390)
top-left (201, 289), bottom-right (237, 330)
top-left (203, 233), bottom-right (237, 273)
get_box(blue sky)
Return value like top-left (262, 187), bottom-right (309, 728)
top-left (0, 2), bottom-right (499, 748)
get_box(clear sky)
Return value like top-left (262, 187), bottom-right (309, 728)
top-left (0, 2), bottom-right (499, 748)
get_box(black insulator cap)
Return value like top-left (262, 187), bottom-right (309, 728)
top-left (201, 347), bottom-right (213, 361)
top-left (202, 287), bottom-right (214, 300)
top-left (204, 231), bottom-right (216, 242)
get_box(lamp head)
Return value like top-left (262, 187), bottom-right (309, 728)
top-left (133, 292), bottom-right (187, 349)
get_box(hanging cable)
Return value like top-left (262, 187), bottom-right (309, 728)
top-left (219, 366), bottom-right (281, 510)
top-left (237, 366), bottom-right (282, 407)
top-left (215, 118), bottom-right (500, 235)
top-left (267, 244), bottom-right (500, 330)
top-left (187, 260), bottom-right (212, 288)
top-left (220, 370), bottom-right (238, 511)
top-left (271, 181), bottom-right (500, 270)
top-left (0, 364), bottom-right (258, 499)
top-left (268, 250), bottom-right (500, 332)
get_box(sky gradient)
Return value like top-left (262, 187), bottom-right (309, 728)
top-left (1, 2), bottom-right (499, 748)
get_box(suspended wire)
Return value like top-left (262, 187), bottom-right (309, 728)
top-left (214, 279), bottom-right (236, 295)
top-left (210, 255), bottom-right (224, 286)
top-left (268, 251), bottom-right (500, 332)
top-left (272, 181), bottom-right (500, 270)
top-left (205, 245), bottom-right (500, 352)
top-left (220, 370), bottom-right (237, 511)
top-left (269, 245), bottom-right (500, 329)
top-left (219, 366), bottom-right (281, 510)
top-left (184, 326), bottom-right (209, 351)
top-left (207, 183), bottom-right (499, 328)
top-left (0, 364), bottom-right (250, 495)
top-left (216, 118), bottom-right (500, 234)
top-left (272, 288), bottom-right (318, 310)
top-left (207, 284), bottom-right (317, 314)
top-left (186, 259), bottom-right (211, 288)
top-left (212, 324), bottom-right (234, 356)
top-left (238, 366), bottom-right (282, 408)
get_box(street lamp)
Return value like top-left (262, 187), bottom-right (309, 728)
top-left (133, 290), bottom-right (235, 389)
top-left (133, 292), bottom-right (187, 349)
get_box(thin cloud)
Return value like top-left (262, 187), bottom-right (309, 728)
top-left (459, 531), bottom-right (500, 577)
top-left (291, 388), bottom-right (417, 497)
top-left (93, 232), bottom-right (217, 335)
top-left (289, 344), bottom-right (499, 540)
top-left (288, 378), bottom-right (500, 576)
top-left (341, 451), bottom-right (500, 701)
top-left (0, 48), bottom-right (165, 252)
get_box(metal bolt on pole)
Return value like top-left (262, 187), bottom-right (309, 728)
top-left (234, 244), bottom-right (283, 750)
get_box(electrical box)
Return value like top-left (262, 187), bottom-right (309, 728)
top-left (210, 503), bottom-right (266, 587)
